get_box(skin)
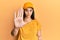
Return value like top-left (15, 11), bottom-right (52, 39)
top-left (24, 8), bottom-right (33, 23)
top-left (11, 8), bottom-right (42, 40)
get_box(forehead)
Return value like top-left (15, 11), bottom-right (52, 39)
top-left (26, 7), bottom-right (33, 10)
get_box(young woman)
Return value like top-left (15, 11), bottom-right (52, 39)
top-left (11, 2), bottom-right (42, 40)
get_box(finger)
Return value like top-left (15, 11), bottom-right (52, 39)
top-left (14, 11), bottom-right (16, 19)
top-left (17, 10), bottom-right (20, 17)
top-left (17, 9), bottom-right (22, 17)
top-left (20, 8), bottom-right (23, 18)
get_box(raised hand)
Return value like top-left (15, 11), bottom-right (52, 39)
top-left (14, 8), bottom-right (24, 28)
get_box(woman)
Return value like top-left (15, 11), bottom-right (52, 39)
top-left (11, 2), bottom-right (42, 40)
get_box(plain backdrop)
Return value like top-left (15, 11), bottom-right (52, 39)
top-left (0, 0), bottom-right (60, 40)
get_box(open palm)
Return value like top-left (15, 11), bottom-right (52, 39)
top-left (14, 8), bottom-right (24, 28)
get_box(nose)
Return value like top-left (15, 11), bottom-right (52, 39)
top-left (28, 11), bottom-right (31, 14)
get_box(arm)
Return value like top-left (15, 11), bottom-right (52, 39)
top-left (11, 8), bottom-right (24, 36)
top-left (11, 27), bottom-right (19, 36)
top-left (37, 30), bottom-right (42, 40)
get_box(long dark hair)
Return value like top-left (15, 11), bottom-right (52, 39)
top-left (23, 8), bottom-right (35, 20)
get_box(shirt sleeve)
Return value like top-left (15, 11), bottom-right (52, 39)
top-left (36, 21), bottom-right (41, 31)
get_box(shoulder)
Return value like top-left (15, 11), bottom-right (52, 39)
top-left (33, 19), bottom-right (41, 26)
top-left (32, 19), bottom-right (39, 23)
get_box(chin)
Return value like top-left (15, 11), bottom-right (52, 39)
top-left (26, 15), bottom-right (30, 17)
top-left (26, 15), bottom-right (31, 17)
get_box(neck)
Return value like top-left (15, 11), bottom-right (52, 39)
top-left (24, 16), bottom-right (32, 22)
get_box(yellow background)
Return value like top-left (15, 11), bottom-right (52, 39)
top-left (0, 0), bottom-right (60, 40)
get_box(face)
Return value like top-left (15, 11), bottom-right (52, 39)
top-left (24, 7), bottom-right (33, 17)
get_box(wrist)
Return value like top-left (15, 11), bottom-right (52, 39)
top-left (14, 27), bottom-right (19, 30)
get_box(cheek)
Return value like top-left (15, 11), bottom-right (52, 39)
top-left (25, 11), bottom-right (28, 15)
top-left (30, 11), bottom-right (33, 15)
top-left (30, 12), bottom-right (32, 15)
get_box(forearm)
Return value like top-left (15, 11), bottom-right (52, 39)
top-left (11, 27), bottom-right (19, 36)
top-left (38, 36), bottom-right (42, 40)
top-left (38, 30), bottom-right (42, 40)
